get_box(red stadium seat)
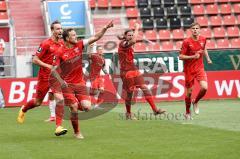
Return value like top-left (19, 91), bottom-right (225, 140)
top-left (196, 16), bottom-right (209, 27)
top-left (233, 3), bottom-right (240, 14)
top-left (216, 39), bottom-right (230, 49)
top-left (193, 5), bottom-right (205, 16)
top-left (136, 31), bottom-right (144, 41)
top-left (230, 0), bottom-right (240, 2)
top-left (206, 39), bottom-right (216, 49)
top-left (126, 8), bottom-right (138, 18)
top-left (172, 29), bottom-right (185, 40)
top-left (124, 0), bottom-right (136, 7)
top-left (98, 0), bottom-right (109, 8)
top-left (209, 16), bottom-right (222, 26)
top-left (217, 0), bottom-right (229, 2)
top-left (226, 26), bottom-right (240, 38)
top-left (0, 12), bottom-right (8, 20)
top-left (145, 30), bottom-right (158, 41)
top-left (200, 28), bottom-right (212, 39)
top-left (0, 1), bottom-right (6, 11)
top-left (223, 15), bottom-right (237, 26)
top-left (202, 0), bottom-right (215, 3)
top-left (205, 4), bottom-right (219, 15)
top-left (189, 0), bottom-right (202, 4)
top-left (159, 30), bottom-right (171, 40)
top-left (161, 41), bottom-right (174, 51)
top-left (128, 19), bottom-right (142, 29)
top-left (213, 27), bottom-right (226, 38)
top-left (148, 42), bottom-right (161, 51)
top-left (220, 4), bottom-right (231, 15)
top-left (175, 41), bottom-right (183, 50)
top-left (185, 29), bottom-right (192, 37)
top-left (110, 0), bottom-right (122, 8)
top-left (230, 38), bottom-right (240, 48)
top-left (238, 15), bottom-right (240, 23)
top-left (134, 42), bottom-right (147, 52)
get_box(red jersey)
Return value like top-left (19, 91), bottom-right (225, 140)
top-left (180, 36), bottom-right (206, 74)
top-left (89, 53), bottom-right (105, 79)
top-left (56, 40), bottom-right (85, 84)
top-left (118, 40), bottom-right (136, 71)
top-left (35, 38), bottom-right (63, 81)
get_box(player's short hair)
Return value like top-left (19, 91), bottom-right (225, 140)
top-left (50, 20), bottom-right (61, 31)
top-left (190, 22), bottom-right (200, 28)
top-left (117, 29), bottom-right (134, 40)
top-left (62, 28), bottom-right (74, 41)
top-left (96, 45), bottom-right (103, 50)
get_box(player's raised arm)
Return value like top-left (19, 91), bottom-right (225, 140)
top-left (128, 23), bottom-right (140, 46)
top-left (87, 20), bottom-right (114, 45)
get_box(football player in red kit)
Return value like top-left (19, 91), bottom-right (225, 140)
top-left (117, 24), bottom-right (166, 120)
top-left (17, 21), bottom-right (67, 136)
top-left (89, 45), bottom-right (107, 109)
top-left (179, 22), bottom-right (212, 120)
top-left (53, 21), bottom-right (113, 139)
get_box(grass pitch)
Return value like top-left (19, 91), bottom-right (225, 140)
top-left (0, 99), bottom-right (240, 159)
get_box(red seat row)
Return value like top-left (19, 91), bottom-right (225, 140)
top-left (196, 15), bottom-right (239, 27)
top-left (89, 0), bottom-right (136, 9)
top-left (126, 26), bottom-right (239, 41)
top-left (190, 0), bottom-right (240, 4)
top-left (193, 4), bottom-right (240, 15)
top-left (134, 38), bottom-right (240, 52)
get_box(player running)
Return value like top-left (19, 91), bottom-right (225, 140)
top-left (117, 24), bottom-right (166, 120)
top-left (179, 22), bottom-right (212, 120)
top-left (89, 45), bottom-right (107, 109)
top-left (17, 20), bottom-right (67, 136)
top-left (52, 20), bottom-right (113, 139)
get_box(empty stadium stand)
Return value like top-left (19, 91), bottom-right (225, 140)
top-left (90, 0), bottom-right (240, 51)
top-left (8, 0), bottom-right (45, 55)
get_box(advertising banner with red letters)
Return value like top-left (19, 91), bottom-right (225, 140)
top-left (0, 71), bottom-right (239, 107)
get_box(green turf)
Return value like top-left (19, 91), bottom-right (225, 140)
top-left (0, 99), bottom-right (240, 159)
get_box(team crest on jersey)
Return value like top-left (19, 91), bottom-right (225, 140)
top-left (200, 42), bottom-right (204, 48)
top-left (37, 47), bottom-right (42, 53)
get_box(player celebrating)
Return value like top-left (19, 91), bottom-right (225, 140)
top-left (89, 45), bottom-right (107, 109)
top-left (17, 21), bottom-right (67, 135)
top-left (179, 22), bottom-right (212, 120)
top-left (53, 21), bottom-right (113, 139)
top-left (117, 24), bottom-right (166, 120)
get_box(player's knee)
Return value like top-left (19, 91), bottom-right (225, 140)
top-left (56, 99), bottom-right (64, 105)
top-left (35, 99), bottom-right (43, 106)
top-left (139, 84), bottom-right (147, 90)
top-left (90, 89), bottom-right (98, 95)
top-left (48, 92), bottom-right (54, 100)
top-left (99, 88), bottom-right (104, 93)
top-left (81, 100), bottom-right (91, 109)
top-left (202, 85), bottom-right (208, 91)
top-left (55, 96), bottom-right (64, 104)
top-left (70, 103), bottom-right (78, 113)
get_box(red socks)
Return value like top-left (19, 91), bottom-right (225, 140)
top-left (22, 99), bottom-right (37, 113)
top-left (145, 96), bottom-right (158, 112)
top-left (55, 103), bottom-right (64, 127)
top-left (125, 104), bottom-right (131, 114)
top-left (70, 112), bottom-right (79, 134)
top-left (185, 97), bottom-right (191, 114)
